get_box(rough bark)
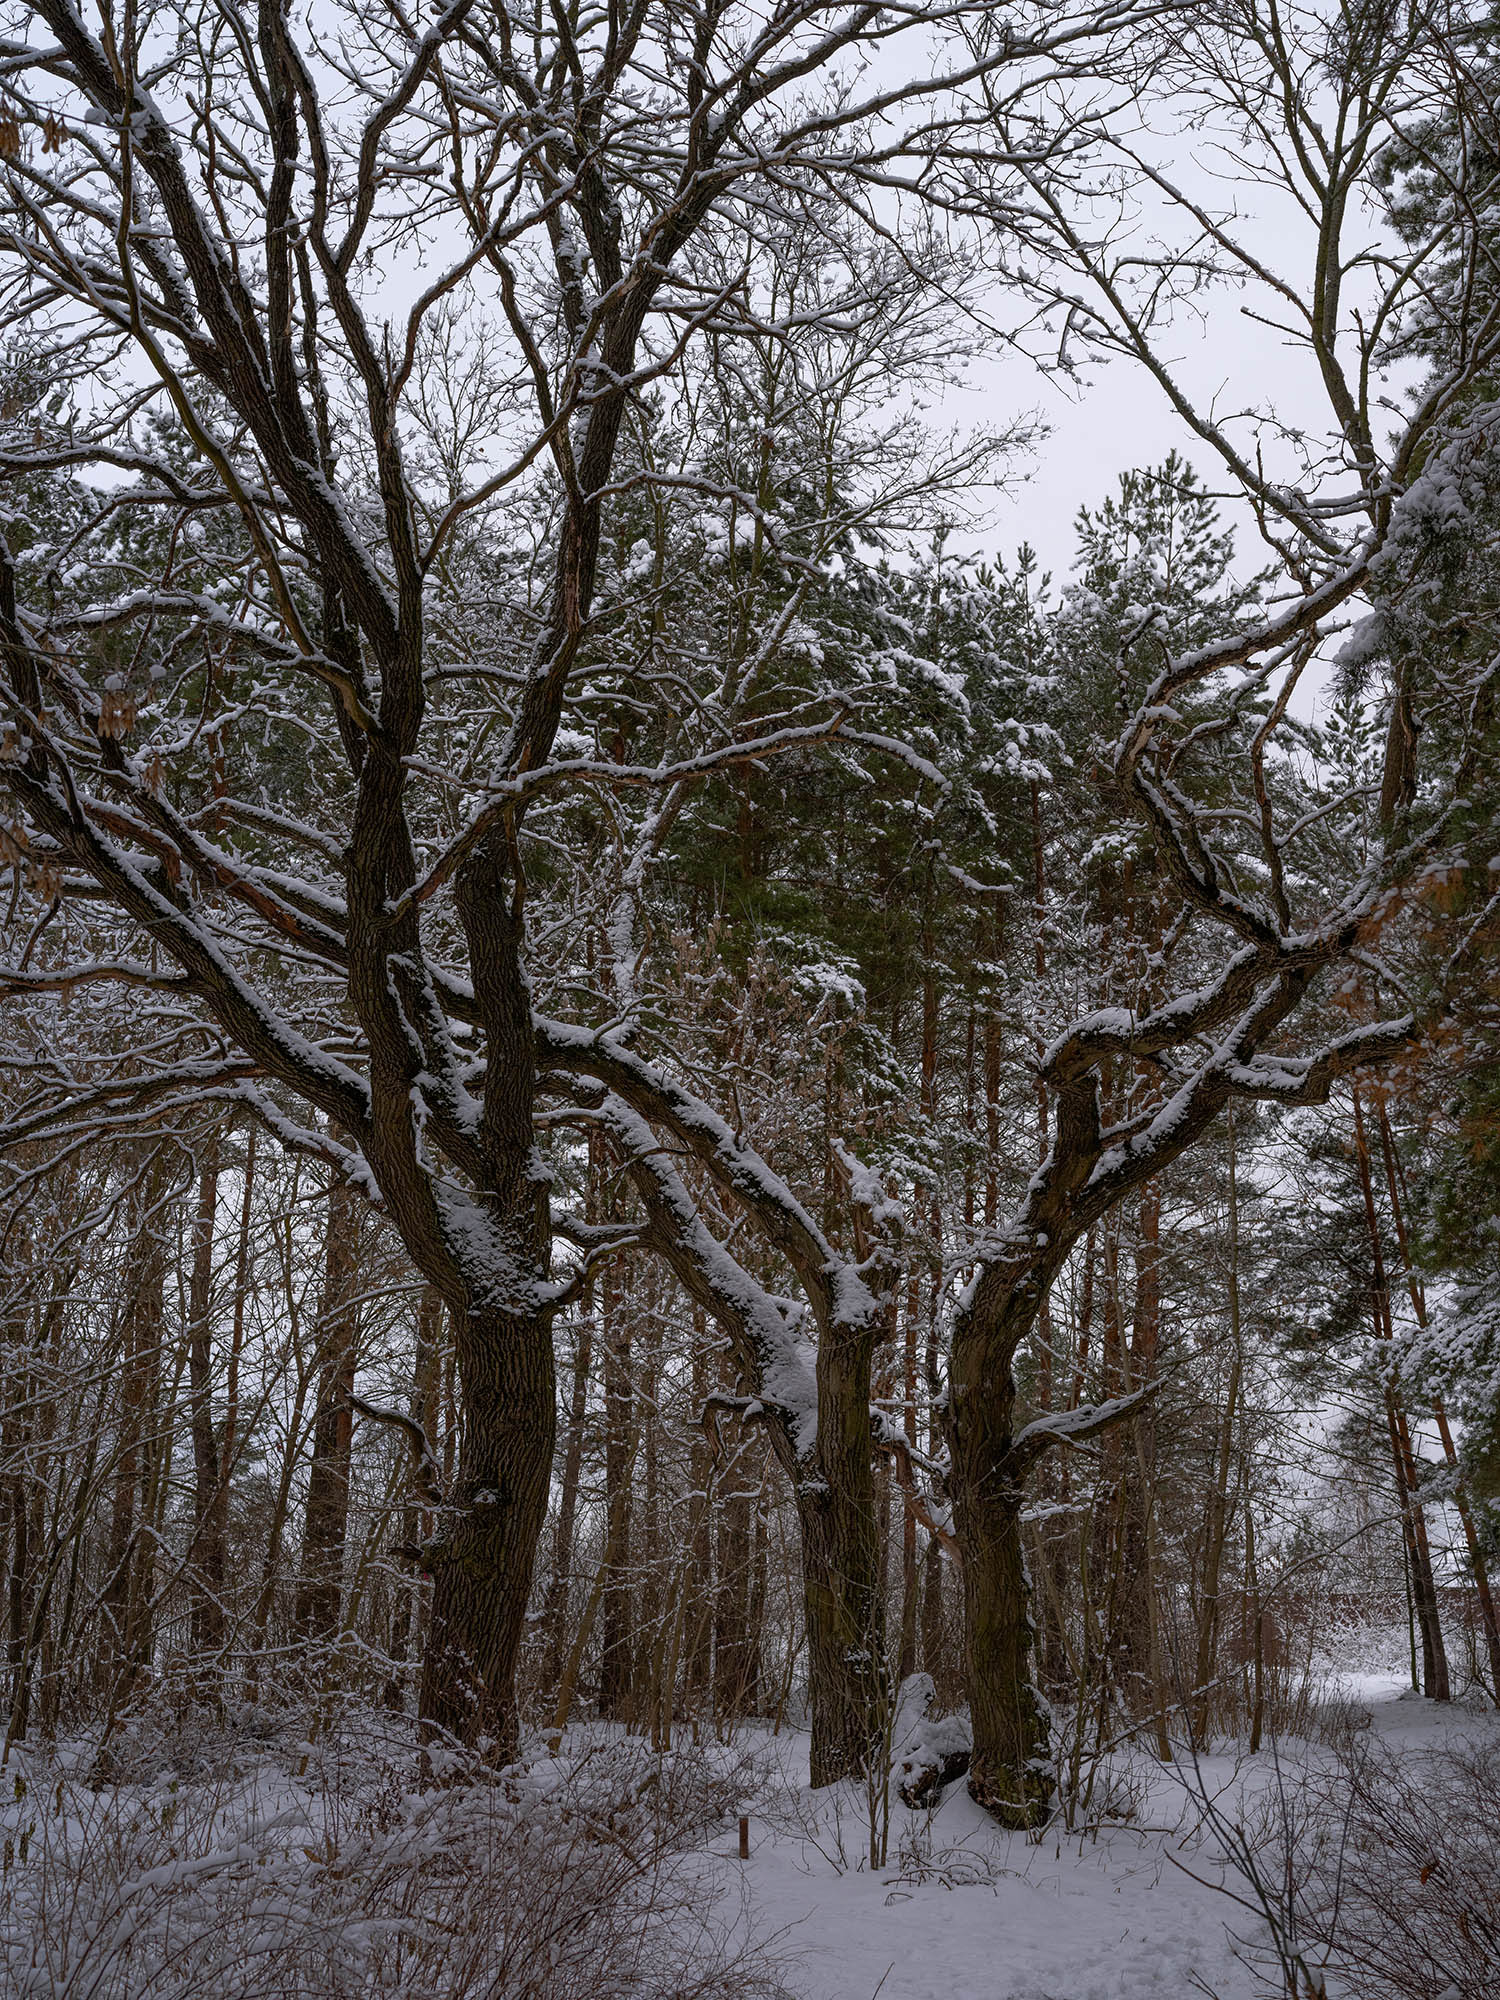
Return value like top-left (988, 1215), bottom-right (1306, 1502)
top-left (947, 1285), bottom-right (1053, 1827)
top-left (418, 1304), bottom-right (557, 1759)
top-left (800, 1319), bottom-right (889, 1788)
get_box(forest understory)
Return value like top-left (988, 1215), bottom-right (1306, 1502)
top-left (4, 0), bottom-right (1500, 1992)
top-left (4, 1659), bottom-right (1499, 1998)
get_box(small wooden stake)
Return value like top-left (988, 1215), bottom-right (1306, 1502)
top-left (738, 1815), bottom-right (750, 1860)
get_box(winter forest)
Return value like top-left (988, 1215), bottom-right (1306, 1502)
top-left (2, 0), bottom-right (1500, 1994)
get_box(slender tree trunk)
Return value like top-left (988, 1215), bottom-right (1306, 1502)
top-left (246, 1365), bottom-right (315, 1701)
top-left (226, 1133), bottom-right (255, 1446)
top-left (686, 1328), bottom-right (713, 1717)
top-left (598, 1264), bottom-right (634, 1722)
top-left (1095, 1221), bottom-right (1133, 1702)
top-left (637, 1302), bottom-right (664, 1718)
top-left (214, 1124), bottom-right (257, 1651)
top-left (1353, 1090), bottom-right (1449, 1701)
top-left (897, 1286), bottom-right (920, 1683)
top-left (964, 989), bottom-right (978, 1235)
top-left (5, 1484), bottom-right (29, 1740)
top-left (714, 1416), bottom-right (754, 1727)
top-left (98, 1157), bottom-right (170, 1705)
top-left (130, 1338), bottom-right (173, 1692)
top-left (543, 1304), bottom-right (594, 1696)
top-left (1122, 1183), bottom-right (1170, 1755)
top-left (18, 1283), bottom-right (62, 1749)
top-left (984, 899), bottom-right (1003, 1230)
top-left (1, 1259), bottom-right (54, 1747)
top-left (921, 1265), bottom-right (946, 1679)
top-left (185, 1157), bottom-right (226, 1658)
top-left (1194, 1112), bottom-right (1244, 1745)
top-left (1246, 1500), bottom-right (1265, 1753)
top-left (294, 1169), bottom-right (363, 1644)
top-left (1374, 1100), bottom-right (1500, 1703)
top-left (747, 1480), bottom-right (767, 1713)
top-left (901, 879), bottom-right (938, 1684)
top-left (4, 1309), bottom-right (33, 1739)
top-left (388, 1287), bottom-right (443, 1705)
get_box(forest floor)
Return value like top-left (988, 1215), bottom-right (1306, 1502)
top-left (4, 1668), bottom-right (1496, 1998)
top-left (731, 1674), bottom-right (1500, 2000)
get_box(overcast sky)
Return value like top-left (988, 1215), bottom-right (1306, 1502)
top-left (921, 144), bottom-right (1404, 731)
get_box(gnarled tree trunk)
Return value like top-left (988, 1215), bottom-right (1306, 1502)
top-left (947, 1205), bottom-right (1152, 1827)
top-left (947, 1287), bottom-right (1052, 1828)
top-left (419, 1303), bottom-right (556, 1760)
top-left (799, 1318), bottom-right (889, 1788)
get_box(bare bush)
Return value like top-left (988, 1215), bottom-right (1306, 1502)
top-left (885, 1819), bottom-right (1010, 1897)
top-left (0, 1736), bottom-right (789, 2000)
top-left (1307, 1737), bottom-right (1500, 2000)
top-left (1172, 1726), bottom-right (1500, 2000)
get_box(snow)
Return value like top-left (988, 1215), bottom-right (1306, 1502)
top-left (718, 1678), bottom-right (1500, 2000)
top-left (724, 1741), bottom-right (1249, 1999)
top-left (7, 1681), bottom-right (1496, 1999)
top-left (831, 1139), bottom-right (902, 1231)
top-left (1009, 1387), bottom-right (1155, 1463)
top-left (890, 1672), bottom-right (972, 1803)
top-left (746, 1831), bottom-right (1241, 1997)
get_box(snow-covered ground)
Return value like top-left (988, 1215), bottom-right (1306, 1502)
top-left (728, 1675), bottom-right (1500, 2000)
top-left (4, 1673), bottom-right (1495, 1998)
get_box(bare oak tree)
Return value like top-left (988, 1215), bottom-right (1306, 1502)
top-left (927, 0), bottom-right (1500, 1819)
top-left (0, 0), bottom-right (1142, 1765)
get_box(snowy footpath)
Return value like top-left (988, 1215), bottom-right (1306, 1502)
top-left (726, 1675), bottom-right (1499, 2000)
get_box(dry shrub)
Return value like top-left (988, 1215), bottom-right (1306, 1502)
top-left (1181, 1728), bottom-right (1500, 2000)
top-left (0, 1737), bottom-right (790, 1999)
top-left (1307, 1735), bottom-right (1500, 2000)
